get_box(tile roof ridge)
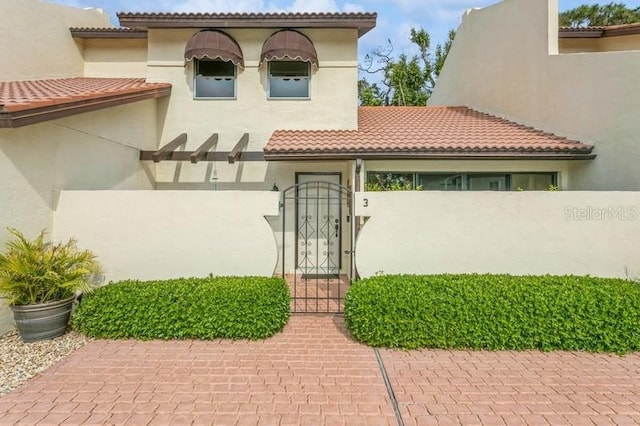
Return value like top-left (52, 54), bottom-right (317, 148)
top-left (0, 77), bottom-right (147, 84)
top-left (116, 11), bottom-right (377, 18)
top-left (273, 129), bottom-right (358, 134)
top-left (69, 27), bottom-right (145, 31)
top-left (358, 105), bottom-right (468, 109)
top-left (559, 22), bottom-right (640, 31)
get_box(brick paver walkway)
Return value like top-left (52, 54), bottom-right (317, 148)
top-left (0, 316), bottom-right (395, 425)
top-left (1, 315), bottom-right (640, 425)
top-left (380, 349), bottom-right (640, 425)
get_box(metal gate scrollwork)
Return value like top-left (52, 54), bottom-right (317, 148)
top-left (280, 179), bottom-right (353, 313)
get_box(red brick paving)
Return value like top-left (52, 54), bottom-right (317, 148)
top-left (379, 349), bottom-right (640, 425)
top-left (1, 316), bottom-right (640, 425)
top-left (286, 275), bottom-right (350, 313)
top-left (0, 316), bottom-right (395, 425)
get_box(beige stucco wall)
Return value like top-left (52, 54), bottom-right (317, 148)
top-left (560, 34), bottom-right (640, 53)
top-left (82, 39), bottom-right (148, 78)
top-left (355, 191), bottom-right (640, 279)
top-left (0, 100), bottom-right (158, 245)
top-left (53, 191), bottom-right (280, 282)
top-left (0, 303), bottom-right (13, 335)
top-left (0, 100), bottom-right (158, 331)
top-left (145, 28), bottom-right (359, 187)
top-left (431, 0), bottom-right (640, 191)
top-left (0, 0), bottom-right (110, 81)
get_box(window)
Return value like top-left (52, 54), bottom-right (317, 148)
top-left (366, 172), bottom-right (413, 191)
top-left (417, 174), bottom-right (463, 191)
top-left (467, 174), bottom-right (509, 191)
top-left (194, 59), bottom-right (236, 99)
top-left (510, 173), bottom-right (555, 191)
top-left (268, 61), bottom-right (310, 98)
top-left (367, 172), bottom-right (557, 191)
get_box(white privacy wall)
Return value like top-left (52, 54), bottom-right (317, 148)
top-left (355, 192), bottom-right (640, 279)
top-left (53, 191), bottom-right (280, 282)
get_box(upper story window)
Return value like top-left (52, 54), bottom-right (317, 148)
top-left (195, 59), bottom-right (236, 99)
top-left (260, 30), bottom-right (318, 100)
top-left (184, 30), bottom-right (244, 100)
top-left (268, 61), bottom-right (310, 98)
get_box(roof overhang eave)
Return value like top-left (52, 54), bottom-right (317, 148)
top-left (559, 30), bottom-right (603, 38)
top-left (69, 28), bottom-right (149, 39)
top-left (263, 151), bottom-right (597, 161)
top-left (117, 14), bottom-right (377, 37)
top-left (0, 87), bottom-right (171, 128)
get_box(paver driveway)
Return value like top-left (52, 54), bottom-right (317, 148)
top-left (1, 315), bottom-right (640, 425)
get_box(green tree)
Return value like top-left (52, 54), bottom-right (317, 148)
top-left (559, 2), bottom-right (640, 27)
top-left (434, 30), bottom-right (456, 80)
top-left (357, 79), bottom-right (383, 106)
top-left (359, 28), bottom-right (455, 106)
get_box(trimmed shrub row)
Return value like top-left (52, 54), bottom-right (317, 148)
top-left (344, 274), bottom-right (640, 353)
top-left (73, 276), bottom-right (290, 340)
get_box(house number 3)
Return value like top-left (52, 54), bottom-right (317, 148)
top-left (363, 198), bottom-right (369, 207)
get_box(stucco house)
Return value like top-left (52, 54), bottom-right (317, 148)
top-left (431, 0), bottom-right (640, 191)
top-left (1, 0), bottom-right (639, 325)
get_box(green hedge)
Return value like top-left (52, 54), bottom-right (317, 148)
top-left (344, 274), bottom-right (640, 353)
top-left (73, 276), bottom-right (290, 340)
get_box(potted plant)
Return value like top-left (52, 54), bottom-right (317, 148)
top-left (0, 228), bottom-right (101, 343)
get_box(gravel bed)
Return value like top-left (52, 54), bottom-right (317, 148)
top-left (0, 330), bottom-right (88, 394)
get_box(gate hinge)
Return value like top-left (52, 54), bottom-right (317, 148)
top-left (344, 250), bottom-right (355, 255)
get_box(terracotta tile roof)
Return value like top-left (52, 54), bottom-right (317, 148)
top-left (559, 22), bottom-right (640, 38)
top-left (0, 78), bottom-right (171, 128)
top-left (117, 12), bottom-right (377, 37)
top-left (264, 106), bottom-right (595, 160)
top-left (117, 11), bottom-right (376, 19)
top-left (69, 27), bottom-right (148, 38)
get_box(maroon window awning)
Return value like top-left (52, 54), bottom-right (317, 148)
top-left (184, 30), bottom-right (244, 68)
top-left (260, 30), bottom-right (318, 68)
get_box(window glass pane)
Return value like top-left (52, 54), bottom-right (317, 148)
top-left (467, 174), bottom-right (508, 191)
top-left (197, 60), bottom-right (235, 77)
top-left (269, 61), bottom-right (310, 98)
top-left (269, 61), bottom-right (309, 77)
top-left (195, 76), bottom-right (235, 98)
top-left (195, 60), bottom-right (235, 98)
top-left (269, 77), bottom-right (309, 98)
top-left (366, 172), bottom-right (414, 191)
top-left (417, 174), bottom-right (463, 191)
top-left (511, 173), bottom-right (555, 191)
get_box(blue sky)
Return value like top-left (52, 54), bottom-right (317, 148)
top-left (47, 0), bottom-right (617, 61)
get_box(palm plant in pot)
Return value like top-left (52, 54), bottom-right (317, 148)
top-left (0, 228), bottom-right (101, 343)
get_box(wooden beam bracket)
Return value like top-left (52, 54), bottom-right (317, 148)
top-left (150, 133), bottom-right (187, 163)
top-left (140, 133), bottom-right (265, 162)
top-left (228, 133), bottom-right (249, 164)
top-left (190, 133), bottom-right (218, 164)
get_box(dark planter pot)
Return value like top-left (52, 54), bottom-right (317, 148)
top-left (11, 295), bottom-right (76, 343)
